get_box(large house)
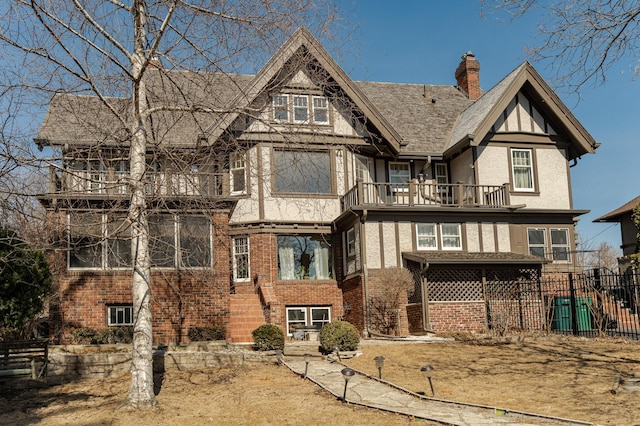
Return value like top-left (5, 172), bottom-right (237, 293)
top-left (35, 28), bottom-right (598, 344)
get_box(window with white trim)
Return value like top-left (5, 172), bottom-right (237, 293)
top-left (293, 95), bottom-right (308, 122)
top-left (286, 306), bottom-right (331, 335)
top-left (233, 236), bottom-right (250, 281)
top-left (271, 94), bottom-right (329, 125)
top-left (416, 223), bottom-right (437, 250)
top-left (550, 228), bottom-right (571, 262)
top-left (416, 223), bottom-right (462, 251)
top-left (441, 224), bottom-right (462, 250)
top-left (312, 96), bottom-right (328, 124)
top-left (230, 152), bottom-right (246, 195)
top-left (527, 228), bottom-right (546, 259)
top-left (107, 305), bottom-right (133, 326)
top-left (389, 162), bottom-right (410, 192)
top-left (511, 149), bottom-right (534, 191)
top-left (273, 94), bottom-right (289, 121)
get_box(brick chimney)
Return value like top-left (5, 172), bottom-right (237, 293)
top-left (455, 51), bottom-right (481, 99)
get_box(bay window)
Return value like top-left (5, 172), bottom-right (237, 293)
top-left (277, 235), bottom-right (332, 280)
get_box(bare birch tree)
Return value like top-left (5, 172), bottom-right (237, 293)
top-left (0, 0), bottom-right (337, 409)
top-left (482, 0), bottom-right (639, 91)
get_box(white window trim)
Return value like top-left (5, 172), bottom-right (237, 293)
top-left (272, 94), bottom-right (289, 122)
top-left (312, 96), bottom-right (329, 124)
top-left (107, 305), bottom-right (134, 326)
top-left (440, 223), bottom-right (462, 251)
top-left (293, 95), bottom-right (309, 123)
top-left (416, 223), bottom-right (438, 251)
top-left (286, 306), bottom-right (331, 336)
top-left (389, 162), bottom-right (411, 192)
top-left (232, 236), bottom-right (250, 282)
top-left (230, 152), bottom-right (247, 195)
top-left (511, 148), bottom-right (535, 192)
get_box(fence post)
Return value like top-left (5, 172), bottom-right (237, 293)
top-left (569, 273), bottom-right (579, 336)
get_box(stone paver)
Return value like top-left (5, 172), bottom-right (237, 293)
top-left (285, 358), bottom-right (593, 426)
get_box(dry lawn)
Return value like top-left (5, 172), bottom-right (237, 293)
top-left (1, 335), bottom-right (639, 425)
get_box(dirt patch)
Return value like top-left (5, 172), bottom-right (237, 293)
top-left (1, 335), bottom-right (639, 425)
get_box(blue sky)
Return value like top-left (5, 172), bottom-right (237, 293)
top-left (330, 0), bottom-right (638, 252)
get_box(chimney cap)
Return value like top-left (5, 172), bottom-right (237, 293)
top-left (463, 51), bottom-right (475, 59)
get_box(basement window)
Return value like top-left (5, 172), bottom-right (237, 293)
top-left (107, 305), bottom-right (134, 326)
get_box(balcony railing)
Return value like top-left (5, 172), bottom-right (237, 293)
top-left (341, 181), bottom-right (511, 212)
top-left (48, 168), bottom-right (227, 198)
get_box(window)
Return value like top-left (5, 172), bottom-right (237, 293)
top-left (416, 223), bottom-right (462, 251)
top-left (274, 150), bottom-right (331, 194)
top-left (273, 94), bottom-right (289, 121)
top-left (441, 224), bottom-right (462, 250)
top-left (233, 236), bottom-right (250, 281)
top-left (435, 163), bottom-right (449, 199)
top-left (286, 306), bottom-right (331, 335)
top-left (277, 235), bottom-right (332, 280)
top-left (230, 152), bottom-right (247, 194)
top-left (293, 95), bottom-right (308, 122)
top-left (345, 228), bottom-right (356, 257)
top-left (149, 214), bottom-right (176, 268)
top-left (114, 160), bottom-right (129, 195)
top-left (355, 154), bottom-right (372, 183)
top-left (527, 228), bottom-right (547, 258)
top-left (389, 162), bottom-right (410, 192)
top-left (511, 149), bottom-right (534, 191)
top-left (416, 223), bottom-right (437, 250)
top-left (550, 228), bottom-right (571, 262)
top-left (272, 94), bottom-right (329, 125)
top-left (179, 216), bottom-right (211, 268)
top-left (312, 97), bottom-right (328, 124)
top-left (69, 212), bottom-right (103, 268)
top-left (107, 305), bottom-right (133, 326)
top-left (106, 214), bottom-right (131, 268)
top-left (66, 159), bottom-right (105, 194)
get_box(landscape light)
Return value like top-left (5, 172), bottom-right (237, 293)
top-left (420, 365), bottom-right (435, 396)
top-left (341, 367), bottom-right (355, 401)
top-left (374, 356), bottom-right (385, 380)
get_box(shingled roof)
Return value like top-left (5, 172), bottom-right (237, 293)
top-left (403, 251), bottom-right (547, 265)
top-left (594, 195), bottom-right (640, 222)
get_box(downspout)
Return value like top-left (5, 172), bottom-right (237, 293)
top-left (360, 209), bottom-right (370, 337)
top-left (420, 260), bottom-right (434, 333)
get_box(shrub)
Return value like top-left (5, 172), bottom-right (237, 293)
top-left (188, 325), bottom-right (226, 341)
top-left (319, 321), bottom-right (360, 352)
top-left (252, 324), bottom-right (284, 351)
top-left (69, 326), bottom-right (133, 344)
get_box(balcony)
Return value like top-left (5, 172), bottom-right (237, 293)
top-left (341, 181), bottom-right (512, 212)
top-left (45, 167), bottom-right (229, 201)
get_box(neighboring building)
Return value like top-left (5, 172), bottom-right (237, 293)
top-left (594, 196), bottom-right (640, 271)
top-left (35, 28), bottom-right (598, 343)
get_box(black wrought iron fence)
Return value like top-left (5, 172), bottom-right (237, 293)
top-left (485, 269), bottom-right (640, 339)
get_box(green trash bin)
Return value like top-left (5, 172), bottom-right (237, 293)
top-left (552, 296), bottom-right (592, 331)
top-left (553, 296), bottom-right (572, 331)
top-left (576, 297), bottom-right (593, 331)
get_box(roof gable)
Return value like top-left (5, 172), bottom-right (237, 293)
top-left (594, 195), bottom-right (640, 222)
top-left (446, 63), bottom-right (598, 160)
top-left (206, 27), bottom-right (403, 153)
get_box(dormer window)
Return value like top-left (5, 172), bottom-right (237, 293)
top-left (272, 94), bottom-right (329, 125)
top-left (293, 96), bottom-right (308, 122)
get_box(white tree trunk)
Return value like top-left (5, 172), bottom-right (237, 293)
top-left (123, 0), bottom-right (156, 409)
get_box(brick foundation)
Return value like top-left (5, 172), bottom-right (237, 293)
top-left (427, 301), bottom-right (486, 332)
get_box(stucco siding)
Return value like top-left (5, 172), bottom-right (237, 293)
top-left (398, 222), bottom-right (413, 253)
top-left (481, 223), bottom-right (496, 252)
top-left (510, 148), bottom-right (570, 209)
top-left (365, 222), bottom-right (382, 269)
top-left (496, 222), bottom-right (511, 252)
top-left (476, 145), bottom-right (510, 186)
top-left (382, 222), bottom-right (397, 268)
top-left (450, 149), bottom-right (474, 185)
top-left (466, 222), bottom-right (480, 252)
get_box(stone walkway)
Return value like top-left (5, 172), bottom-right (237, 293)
top-left (284, 357), bottom-right (593, 426)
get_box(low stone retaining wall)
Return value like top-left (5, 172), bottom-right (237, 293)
top-left (47, 341), bottom-right (272, 383)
